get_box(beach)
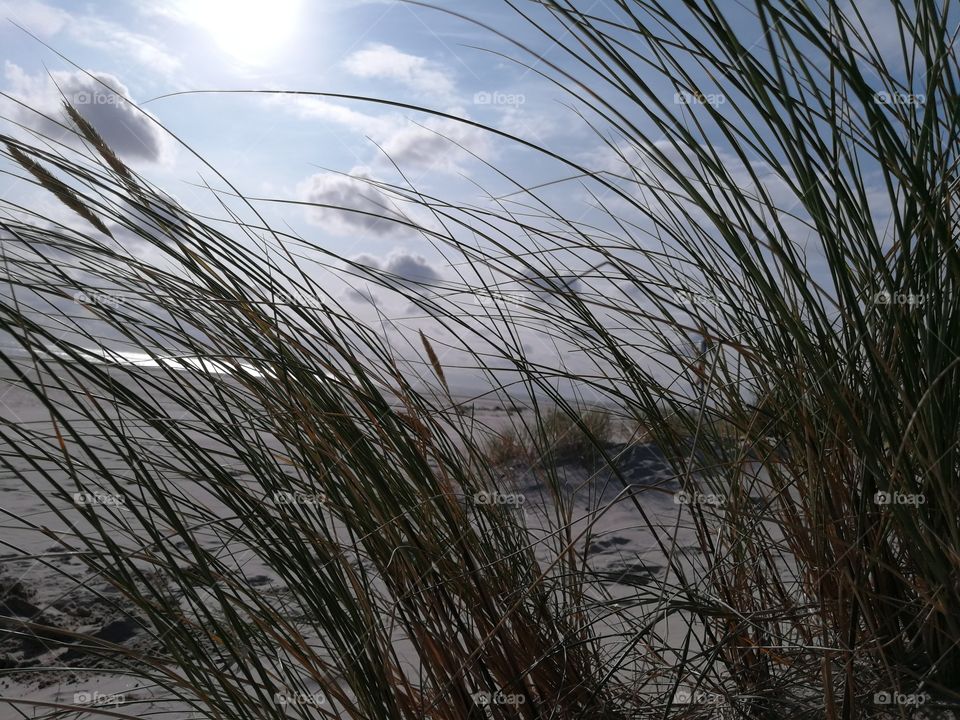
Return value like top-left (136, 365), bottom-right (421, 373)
top-left (0, 353), bottom-right (720, 716)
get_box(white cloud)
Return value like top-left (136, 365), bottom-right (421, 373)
top-left (343, 43), bottom-right (455, 99)
top-left (145, 0), bottom-right (299, 68)
top-left (297, 170), bottom-right (407, 236)
top-left (2, 63), bottom-right (170, 163)
top-left (0, 0), bottom-right (67, 35)
top-left (67, 17), bottom-right (182, 79)
top-left (0, 0), bottom-right (181, 79)
top-left (279, 97), bottom-right (487, 173)
top-left (274, 71), bottom-right (489, 175)
top-left (278, 96), bottom-right (400, 137)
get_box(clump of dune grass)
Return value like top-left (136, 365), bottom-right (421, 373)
top-left (483, 408), bottom-right (614, 468)
top-left (323, 0), bottom-right (960, 714)
top-left (482, 426), bottom-right (533, 468)
top-left (539, 408), bottom-right (614, 465)
top-left (460, 0), bottom-right (959, 713)
top-left (0, 112), bottom-right (624, 718)
top-left (1, 0), bottom-right (959, 718)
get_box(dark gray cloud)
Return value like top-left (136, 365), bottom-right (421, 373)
top-left (519, 269), bottom-right (583, 295)
top-left (351, 250), bottom-right (443, 284)
top-left (378, 119), bottom-right (488, 175)
top-left (344, 249), bottom-right (444, 302)
top-left (298, 172), bottom-right (406, 236)
top-left (3, 63), bottom-right (168, 163)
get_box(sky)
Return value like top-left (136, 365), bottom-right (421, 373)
top-left (0, 0), bottom-right (925, 398)
top-left (0, 0), bottom-right (632, 395)
top-left (0, 0), bottom-right (573, 259)
top-left (0, 1), bottom-right (797, 254)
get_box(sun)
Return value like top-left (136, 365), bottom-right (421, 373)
top-left (185, 0), bottom-right (301, 65)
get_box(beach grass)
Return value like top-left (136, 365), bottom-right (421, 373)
top-left (1, 0), bottom-right (959, 718)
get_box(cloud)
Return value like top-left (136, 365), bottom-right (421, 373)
top-left (495, 105), bottom-right (559, 144)
top-left (277, 96), bottom-right (399, 137)
top-left (297, 170), bottom-right (406, 236)
top-left (2, 63), bottom-right (169, 163)
top-left (279, 95), bottom-right (487, 174)
top-left (0, 0), bottom-right (67, 34)
top-left (343, 249), bottom-right (444, 303)
top-left (344, 285), bottom-right (378, 304)
top-left (67, 18), bottom-right (182, 79)
top-left (378, 118), bottom-right (488, 174)
top-left (343, 43), bottom-right (455, 98)
top-left (519, 268), bottom-right (583, 295)
top-left (356, 250), bottom-right (443, 284)
top-left (0, 0), bottom-right (181, 79)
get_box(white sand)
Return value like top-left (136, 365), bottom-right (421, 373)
top-left (0, 355), bottom-right (724, 717)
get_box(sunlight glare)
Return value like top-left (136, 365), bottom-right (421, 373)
top-left (187, 0), bottom-right (301, 64)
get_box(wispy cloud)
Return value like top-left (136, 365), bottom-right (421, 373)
top-left (0, 0), bottom-right (67, 35)
top-left (343, 43), bottom-right (455, 99)
top-left (277, 96), bottom-right (488, 175)
top-left (279, 96), bottom-right (401, 137)
top-left (0, 0), bottom-right (181, 80)
top-left (67, 17), bottom-right (182, 78)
